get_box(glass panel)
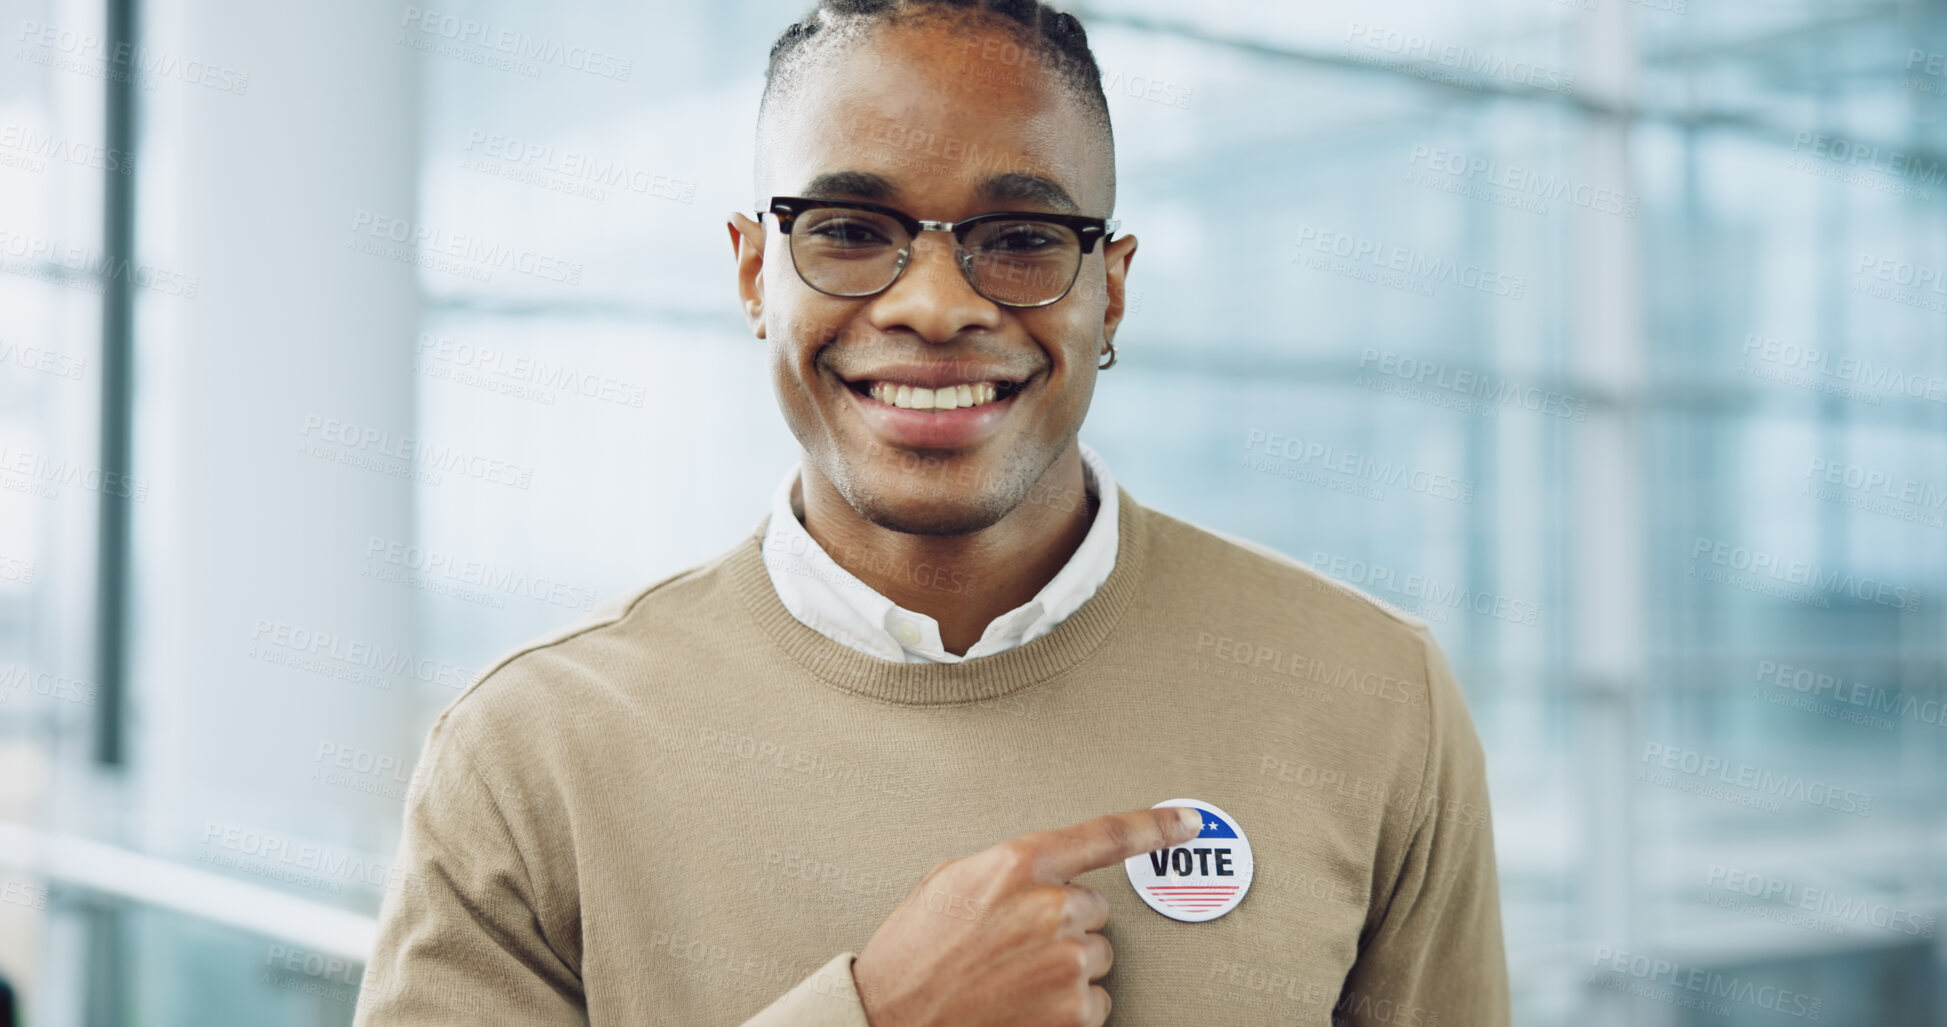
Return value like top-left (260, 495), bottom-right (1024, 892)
top-left (13, 0), bottom-right (1940, 1023)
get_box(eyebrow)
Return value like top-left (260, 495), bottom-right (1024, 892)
top-left (799, 169), bottom-right (1082, 215)
top-left (979, 172), bottom-right (1081, 214)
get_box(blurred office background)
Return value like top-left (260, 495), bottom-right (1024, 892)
top-left (1, 0), bottom-right (1943, 1022)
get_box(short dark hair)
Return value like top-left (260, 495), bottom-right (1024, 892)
top-left (755, 0), bottom-right (1114, 203)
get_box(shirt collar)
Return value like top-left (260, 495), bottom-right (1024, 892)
top-left (759, 442), bottom-right (1120, 664)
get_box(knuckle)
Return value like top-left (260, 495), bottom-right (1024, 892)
top-left (1098, 816), bottom-right (1136, 857)
top-left (1092, 934), bottom-right (1115, 974)
top-left (1021, 885), bottom-right (1068, 930)
top-left (1067, 885), bottom-right (1102, 923)
top-left (1052, 937), bottom-right (1090, 977)
top-left (991, 839), bottom-right (1038, 880)
top-left (1052, 980), bottom-right (1094, 1026)
top-left (1050, 884), bottom-right (1083, 921)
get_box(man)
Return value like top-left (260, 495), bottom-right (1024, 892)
top-left (356, 2), bottom-right (1509, 1024)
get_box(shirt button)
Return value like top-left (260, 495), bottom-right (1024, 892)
top-left (894, 621), bottom-right (922, 645)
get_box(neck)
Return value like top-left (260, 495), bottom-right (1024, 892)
top-left (795, 445), bottom-right (1098, 657)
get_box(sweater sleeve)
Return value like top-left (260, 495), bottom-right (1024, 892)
top-left (352, 713), bottom-right (588, 1025)
top-left (353, 709), bottom-right (879, 1026)
top-left (1333, 625), bottom-right (1510, 1027)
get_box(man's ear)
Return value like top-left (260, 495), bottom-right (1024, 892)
top-left (727, 211), bottom-right (766, 340)
top-left (1100, 232), bottom-right (1137, 347)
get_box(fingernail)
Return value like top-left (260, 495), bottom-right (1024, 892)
top-left (1177, 807), bottom-right (1203, 835)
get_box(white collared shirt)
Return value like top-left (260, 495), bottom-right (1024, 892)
top-left (759, 442), bottom-right (1120, 664)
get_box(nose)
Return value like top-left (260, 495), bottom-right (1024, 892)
top-left (864, 230), bottom-right (1002, 343)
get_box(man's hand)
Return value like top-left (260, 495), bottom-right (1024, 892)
top-left (851, 805), bottom-right (1204, 1027)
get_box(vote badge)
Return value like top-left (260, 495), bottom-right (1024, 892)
top-left (1124, 798), bottom-right (1253, 922)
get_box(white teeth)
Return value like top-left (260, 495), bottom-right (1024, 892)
top-left (866, 381), bottom-right (1009, 410)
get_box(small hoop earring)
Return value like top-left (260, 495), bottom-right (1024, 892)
top-left (1098, 340), bottom-right (1117, 370)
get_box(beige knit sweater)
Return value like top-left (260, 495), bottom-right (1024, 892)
top-left (353, 484), bottom-right (1509, 1025)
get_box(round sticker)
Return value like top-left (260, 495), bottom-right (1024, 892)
top-left (1124, 798), bottom-right (1253, 922)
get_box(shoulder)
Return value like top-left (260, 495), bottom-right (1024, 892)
top-left (1135, 500), bottom-right (1431, 637)
top-left (430, 532), bottom-right (752, 752)
top-left (1134, 498), bottom-right (1483, 782)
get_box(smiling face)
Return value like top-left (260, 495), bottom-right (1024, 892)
top-left (732, 13), bottom-right (1136, 537)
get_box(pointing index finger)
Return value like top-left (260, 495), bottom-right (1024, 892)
top-left (1029, 805), bottom-right (1205, 883)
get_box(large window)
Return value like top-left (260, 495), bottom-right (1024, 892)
top-left (1, 1), bottom-right (1941, 1023)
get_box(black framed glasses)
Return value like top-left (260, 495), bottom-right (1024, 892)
top-left (760, 196), bottom-right (1119, 308)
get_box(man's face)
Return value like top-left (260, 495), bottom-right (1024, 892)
top-left (730, 17), bottom-right (1136, 537)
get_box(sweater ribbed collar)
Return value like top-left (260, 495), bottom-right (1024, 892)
top-left (727, 483), bottom-right (1151, 706)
